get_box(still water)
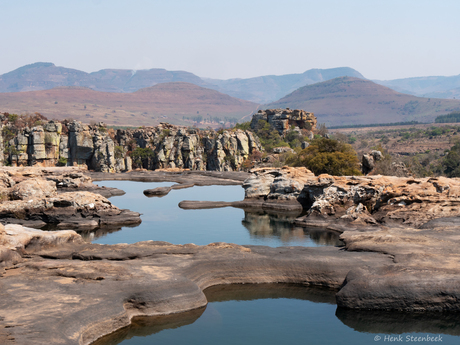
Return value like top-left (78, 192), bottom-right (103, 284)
top-left (89, 181), bottom-right (460, 345)
top-left (90, 180), bottom-right (341, 247)
top-left (92, 284), bottom-right (460, 345)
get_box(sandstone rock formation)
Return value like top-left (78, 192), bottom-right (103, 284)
top-left (0, 167), bottom-right (141, 229)
top-left (2, 217), bottom-right (460, 344)
top-left (0, 224), bottom-right (391, 345)
top-left (243, 167), bottom-right (315, 198)
top-left (116, 123), bottom-right (263, 172)
top-left (2, 120), bottom-right (263, 173)
top-left (250, 108), bottom-right (317, 135)
top-left (1, 168), bottom-right (460, 344)
top-left (179, 167), bottom-right (317, 213)
top-left (242, 167), bottom-right (460, 229)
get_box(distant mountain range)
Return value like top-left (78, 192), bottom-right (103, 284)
top-left (0, 63), bottom-right (365, 103)
top-left (1, 62), bottom-right (460, 127)
top-left (204, 67), bottom-right (364, 103)
top-left (374, 75), bottom-right (460, 99)
top-left (0, 62), bottom-right (209, 93)
top-left (267, 77), bottom-right (460, 126)
top-left (2, 62), bottom-right (460, 103)
top-left (0, 82), bottom-right (258, 127)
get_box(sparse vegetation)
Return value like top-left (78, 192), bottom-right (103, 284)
top-left (286, 138), bottom-right (361, 176)
top-left (235, 120), bottom-right (309, 153)
top-left (435, 111), bottom-right (460, 123)
top-left (329, 121), bottom-right (422, 129)
top-left (331, 123), bottom-right (460, 177)
top-left (114, 146), bottom-right (125, 159)
top-left (129, 147), bottom-right (154, 168)
top-left (57, 157), bottom-right (67, 166)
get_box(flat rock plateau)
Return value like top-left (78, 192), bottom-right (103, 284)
top-left (1, 167), bottom-right (460, 345)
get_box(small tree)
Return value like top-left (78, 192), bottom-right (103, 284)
top-left (287, 137), bottom-right (361, 176)
top-left (129, 147), bottom-right (154, 169)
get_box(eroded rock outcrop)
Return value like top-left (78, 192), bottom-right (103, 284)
top-left (3, 120), bottom-right (263, 172)
top-left (362, 150), bottom-right (383, 175)
top-left (116, 123), bottom-right (263, 172)
top-left (0, 167), bottom-right (140, 229)
top-left (242, 167), bottom-right (460, 228)
top-left (1, 168), bottom-right (460, 344)
top-left (250, 108), bottom-right (317, 135)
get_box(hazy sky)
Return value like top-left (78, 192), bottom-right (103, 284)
top-left (1, 0), bottom-right (459, 80)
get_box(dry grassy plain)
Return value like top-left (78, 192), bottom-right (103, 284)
top-left (0, 82), bottom-right (259, 127)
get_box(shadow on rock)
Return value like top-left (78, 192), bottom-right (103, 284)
top-left (204, 283), bottom-right (337, 304)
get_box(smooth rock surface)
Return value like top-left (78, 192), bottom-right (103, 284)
top-left (0, 225), bottom-right (391, 345)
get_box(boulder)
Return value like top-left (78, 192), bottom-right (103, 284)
top-left (301, 141), bottom-right (309, 149)
top-left (10, 178), bottom-right (56, 200)
top-left (362, 150), bottom-right (383, 175)
top-left (243, 167), bottom-right (314, 200)
top-left (143, 186), bottom-right (172, 197)
top-left (272, 146), bottom-right (295, 154)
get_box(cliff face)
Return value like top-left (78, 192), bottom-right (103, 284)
top-left (115, 123), bottom-right (263, 171)
top-left (2, 120), bottom-right (263, 172)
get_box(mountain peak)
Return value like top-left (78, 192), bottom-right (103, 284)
top-left (267, 77), bottom-right (460, 126)
top-left (20, 62), bottom-right (56, 70)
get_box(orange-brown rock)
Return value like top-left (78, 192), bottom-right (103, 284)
top-left (10, 178), bottom-right (57, 200)
top-left (242, 168), bottom-right (460, 228)
top-left (0, 167), bottom-right (140, 229)
top-left (1, 169), bottom-right (460, 345)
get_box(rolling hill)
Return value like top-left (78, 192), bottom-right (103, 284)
top-left (266, 77), bottom-right (460, 126)
top-left (375, 74), bottom-right (460, 99)
top-left (204, 67), bottom-right (365, 103)
top-left (0, 63), bottom-right (365, 103)
top-left (0, 82), bottom-right (259, 127)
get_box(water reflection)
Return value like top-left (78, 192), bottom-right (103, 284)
top-left (79, 224), bottom-right (139, 242)
top-left (78, 210), bottom-right (343, 247)
top-left (91, 284), bottom-right (336, 345)
top-left (336, 308), bottom-right (460, 336)
top-left (242, 210), bottom-right (343, 246)
top-left (91, 284), bottom-right (460, 345)
top-left (86, 181), bottom-right (342, 247)
top-left (91, 307), bottom-right (206, 345)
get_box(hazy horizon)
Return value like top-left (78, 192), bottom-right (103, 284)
top-left (1, 0), bottom-right (459, 81)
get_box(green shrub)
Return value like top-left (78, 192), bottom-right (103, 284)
top-left (234, 121), bottom-right (251, 131)
top-left (114, 146), bottom-right (125, 159)
top-left (442, 141), bottom-right (460, 177)
top-left (129, 147), bottom-right (154, 168)
top-left (286, 138), bottom-right (361, 176)
top-left (57, 157), bottom-right (67, 166)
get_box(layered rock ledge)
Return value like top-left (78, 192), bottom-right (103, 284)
top-left (240, 166), bottom-right (460, 229)
top-left (2, 167), bottom-right (460, 344)
top-left (0, 224), bottom-right (391, 345)
top-left (0, 167), bottom-right (140, 230)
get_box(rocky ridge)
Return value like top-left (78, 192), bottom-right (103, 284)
top-left (1, 114), bottom-right (263, 173)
